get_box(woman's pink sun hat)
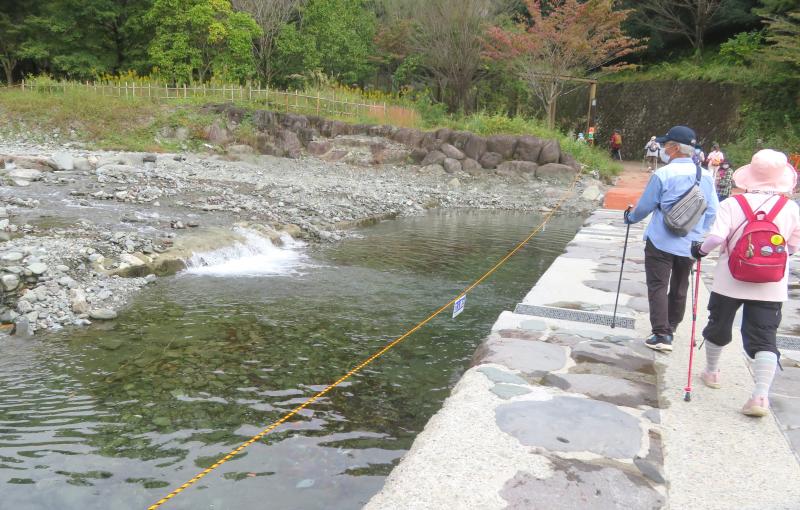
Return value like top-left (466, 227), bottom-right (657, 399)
top-left (733, 149), bottom-right (797, 193)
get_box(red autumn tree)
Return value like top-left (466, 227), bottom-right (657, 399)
top-left (484, 0), bottom-right (642, 128)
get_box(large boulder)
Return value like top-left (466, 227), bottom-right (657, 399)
top-left (461, 158), bottom-right (483, 176)
top-left (440, 143), bottom-right (465, 160)
top-left (73, 157), bottom-right (92, 172)
top-left (514, 136), bottom-right (543, 162)
top-left (463, 134), bottom-right (487, 161)
top-left (4, 155), bottom-right (57, 171)
top-left (410, 148), bottom-right (428, 163)
top-left (8, 168), bottom-right (43, 181)
top-left (307, 140), bottom-right (333, 156)
top-left (435, 128), bottom-right (453, 144)
top-left (391, 128), bottom-right (424, 147)
top-left (419, 164), bottom-right (446, 175)
top-left (420, 150), bottom-right (446, 166)
top-left (450, 131), bottom-right (471, 150)
top-left (420, 131), bottom-right (440, 151)
top-left (253, 110), bottom-right (278, 130)
top-left (280, 113), bottom-right (309, 130)
top-left (442, 158), bottom-right (462, 174)
top-left (255, 133), bottom-right (278, 155)
top-left (496, 160), bottom-right (538, 176)
top-left (479, 152), bottom-right (504, 169)
top-left (537, 162), bottom-right (579, 182)
top-left (487, 135), bottom-right (518, 159)
top-left (51, 152), bottom-right (74, 171)
top-left (538, 139), bottom-right (562, 165)
top-left (275, 129), bottom-right (302, 158)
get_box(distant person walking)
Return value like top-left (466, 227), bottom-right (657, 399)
top-left (644, 136), bottom-right (660, 171)
top-left (610, 129), bottom-right (623, 160)
top-left (715, 160), bottom-right (733, 201)
top-left (624, 126), bottom-right (719, 352)
top-left (706, 143), bottom-right (725, 178)
top-left (691, 149), bottom-right (800, 417)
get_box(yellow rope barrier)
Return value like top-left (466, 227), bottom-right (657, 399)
top-left (148, 171), bottom-right (582, 509)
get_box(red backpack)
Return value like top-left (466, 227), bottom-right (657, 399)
top-left (728, 194), bottom-right (789, 283)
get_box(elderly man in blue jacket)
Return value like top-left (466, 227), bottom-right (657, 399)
top-left (624, 126), bottom-right (718, 352)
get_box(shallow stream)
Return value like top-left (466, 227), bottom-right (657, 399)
top-left (0, 210), bottom-right (582, 509)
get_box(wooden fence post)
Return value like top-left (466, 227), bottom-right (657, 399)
top-left (285, 92), bottom-right (289, 112)
top-left (316, 91), bottom-right (320, 115)
top-left (21, 79), bottom-right (25, 91)
top-left (184, 83), bottom-right (187, 98)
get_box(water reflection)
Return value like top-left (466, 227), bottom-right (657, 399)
top-left (0, 210), bottom-right (582, 509)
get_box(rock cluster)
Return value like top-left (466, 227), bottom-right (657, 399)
top-left (0, 239), bottom-right (154, 337)
top-left (192, 104), bottom-right (582, 182)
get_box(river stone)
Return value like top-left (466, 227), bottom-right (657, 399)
top-left (479, 152), bottom-right (503, 169)
top-left (442, 158), bottom-right (461, 174)
top-left (538, 139), bottom-right (561, 164)
top-left (477, 366), bottom-right (529, 386)
top-left (572, 342), bottom-right (654, 374)
top-left (536, 163), bottom-right (578, 183)
top-left (462, 134), bottom-right (487, 161)
top-left (16, 299), bottom-right (34, 314)
top-left (26, 262), bottom-right (48, 275)
top-left (439, 143), bottom-right (465, 160)
top-left (499, 460), bottom-right (664, 509)
top-left (8, 168), bottom-right (43, 181)
top-left (12, 317), bottom-right (34, 338)
top-left (496, 396), bottom-right (642, 458)
top-left (409, 148), bottom-right (428, 163)
top-left (513, 136), bottom-right (543, 162)
top-left (307, 140), bottom-right (332, 156)
top-left (1, 251), bottom-right (24, 263)
top-left (460, 158), bottom-right (483, 176)
top-left (99, 338), bottom-right (124, 350)
top-left (420, 150), bottom-right (446, 166)
top-left (486, 135), bottom-right (517, 159)
top-left (51, 152), bottom-right (74, 171)
top-left (0, 207), bottom-right (7, 218)
top-left (90, 308), bottom-right (118, 320)
top-left (70, 289), bottom-right (89, 314)
top-left (479, 339), bottom-right (566, 378)
top-left (543, 373), bottom-right (657, 407)
top-left (1, 274), bottom-right (19, 291)
top-left (73, 157), bottom-right (92, 172)
top-left (96, 164), bottom-right (144, 178)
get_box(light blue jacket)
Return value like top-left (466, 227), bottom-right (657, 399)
top-left (626, 158), bottom-right (719, 257)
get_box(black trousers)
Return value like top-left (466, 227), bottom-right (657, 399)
top-left (702, 291), bottom-right (782, 358)
top-left (644, 239), bottom-right (694, 336)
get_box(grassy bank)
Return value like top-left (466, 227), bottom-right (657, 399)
top-left (0, 86), bottom-right (621, 179)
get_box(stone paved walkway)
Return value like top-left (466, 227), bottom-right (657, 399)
top-left (365, 209), bottom-right (800, 509)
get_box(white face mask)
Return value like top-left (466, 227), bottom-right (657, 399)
top-left (660, 149), bottom-right (672, 164)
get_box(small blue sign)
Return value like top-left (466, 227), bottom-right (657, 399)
top-left (452, 295), bottom-right (466, 318)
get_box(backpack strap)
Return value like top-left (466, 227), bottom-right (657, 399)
top-left (734, 194), bottom-right (755, 221)
top-left (764, 195), bottom-right (789, 222)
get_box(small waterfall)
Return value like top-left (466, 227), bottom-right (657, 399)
top-left (184, 229), bottom-right (308, 277)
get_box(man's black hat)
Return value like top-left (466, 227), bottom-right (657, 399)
top-left (655, 125), bottom-right (697, 147)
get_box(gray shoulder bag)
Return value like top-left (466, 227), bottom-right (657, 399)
top-left (663, 163), bottom-right (708, 237)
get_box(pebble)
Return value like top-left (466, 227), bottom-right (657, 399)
top-left (1, 252), bottom-right (24, 263)
top-left (27, 263), bottom-right (48, 275)
top-left (1, 274), bottom-right (20, 291)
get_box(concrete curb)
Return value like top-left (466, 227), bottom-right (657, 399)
top-left (365, 209), bottom-right (800, 509)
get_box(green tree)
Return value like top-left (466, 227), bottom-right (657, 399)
top-left (11, 0), bottom-right (152, 79)
top-left (271, 23), bottom-right (320, 88)
top-left (146, 0), bottom-right (261, 84)
top-left (0, 0), bottom-right (39, 84)
top-left (302, 0), bottom-right (377, 85)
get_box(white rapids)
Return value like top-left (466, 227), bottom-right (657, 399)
top-left (184, 228), bottom-right (309, 277)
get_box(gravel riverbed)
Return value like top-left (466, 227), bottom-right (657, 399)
top-left (0, 135), bottom-right (605, 336)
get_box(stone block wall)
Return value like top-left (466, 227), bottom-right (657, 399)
top-left (201, 104), bottom-right (582, 180)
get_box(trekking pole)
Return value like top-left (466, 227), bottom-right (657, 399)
top-left (611, 205), bottom-right (633, 329)
top-left (684, 258), bottom-right (702, 402)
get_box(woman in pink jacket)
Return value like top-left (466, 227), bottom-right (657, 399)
top-left (691, 149), bottom-right (800, 417)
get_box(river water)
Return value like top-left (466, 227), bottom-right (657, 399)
top-left (0, 210), bottom-right (582, 510)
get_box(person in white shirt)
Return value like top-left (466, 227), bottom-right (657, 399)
top-left (706, 143), bottom-right (725, 179)
top-left (644, 136), bottom-right (660, 171)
